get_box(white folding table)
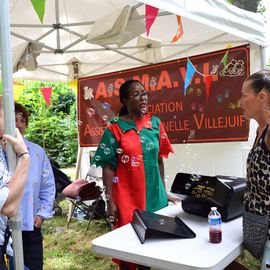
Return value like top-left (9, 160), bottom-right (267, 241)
top-left (91, 203), bottom-right (243, 270)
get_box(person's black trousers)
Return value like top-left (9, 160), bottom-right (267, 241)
top-left (22, 227), bottom-right (43, 270)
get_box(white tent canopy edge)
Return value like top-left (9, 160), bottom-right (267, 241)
top-left (1, 0), bottom-right (267, 82)
top-left (140, 0), bottom-right (267, 47)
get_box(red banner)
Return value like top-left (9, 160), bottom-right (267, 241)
top-left (78, 45), bottom-right (250, 147)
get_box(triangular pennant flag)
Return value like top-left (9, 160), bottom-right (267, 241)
top-left (171, 15), bottom-right (184, 44)
top-left (205, 75), bottom-right (213, 101)
top-left (184, 59), bottom-right (196, 96)
top-left (31, 0), bottom-right (45, 23)
top-left (220, 51), bottom-right (228, 77)
top-left (41, 87), bottom-right (52, 107)
top-left (145, 5), bottom-right (159, 36)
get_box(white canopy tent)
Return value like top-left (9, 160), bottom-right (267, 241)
top-left (0, 0), bottom-right (268, 268)
top-left (1, 0), bottom-right (267, 81)
top-left (1, 0), bottom-right (268, 185)
top-left (2, 0), bottom-right (269, 181)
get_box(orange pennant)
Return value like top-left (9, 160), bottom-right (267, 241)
top-left (171, 15), bottom-right (184, 44)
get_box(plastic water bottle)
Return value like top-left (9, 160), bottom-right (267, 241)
top-left (208, 206), bottom-right (222, 243)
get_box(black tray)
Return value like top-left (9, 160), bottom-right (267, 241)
top-left (131, 209), bottom-right (196, 244)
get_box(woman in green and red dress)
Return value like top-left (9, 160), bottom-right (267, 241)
top-left (93, 80), bottom-right (176, 270)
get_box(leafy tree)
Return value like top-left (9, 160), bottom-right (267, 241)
top-left (17, 80), bottom-right (78, 167)
top-left (226, 0), bottom-right (265, 13)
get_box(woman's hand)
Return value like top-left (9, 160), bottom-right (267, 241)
top-left (167, 193), bottom-right (181, 204)
top-left (106, 200), bottom-right (119, 226)
top-left (34, 216), bottom-right (44, 228)
top-left (3, 128), bottom-right (28, 156)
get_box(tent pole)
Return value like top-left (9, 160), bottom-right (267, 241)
top-left (55, 0), bottom-right (61, 50)
top-left (0, 1), bottom-right (25, 270)
top-left (67, 146), bottom-right (83, 222)
top-left (11, 31), bottom-right (55, 51)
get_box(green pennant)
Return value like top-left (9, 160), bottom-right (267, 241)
top-left (31, 0), bottom-right (46, 23)
top-left (220, 51), bottom-right (228, 77)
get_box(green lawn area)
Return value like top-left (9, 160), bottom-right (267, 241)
top-left (43, 200), bottom-right (261, 270)
top-left (43, 167), bottom-right (117, 270)
top-left (43, 200), bottom-right (117, 270)
top-left (45, 168), bottom-right (260, 270)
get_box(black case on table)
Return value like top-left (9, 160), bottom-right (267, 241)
top-left (131, 209), bottom-right (196, 244)
top-left (170, 173), bottom-right (246, 222)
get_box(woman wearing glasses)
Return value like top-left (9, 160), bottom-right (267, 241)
top-left (92, 80), bottom-right (177, 270)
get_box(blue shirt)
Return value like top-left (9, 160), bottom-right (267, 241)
top-left (20, 138), bottom-right (56, 231)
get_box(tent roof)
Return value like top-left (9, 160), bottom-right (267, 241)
top-left (2, 0), bottom-right (268, 82)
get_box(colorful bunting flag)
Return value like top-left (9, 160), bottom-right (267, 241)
top-left (205, 75), bottom-right (213, 101)
top-left (31, 0), bottom-right (46, 23)
top-left (41, 87), bottom-right (52, 107)
top-left (220, 51), bottom-right (228, 77)
top-left (171, 15), bottom-right (184, 44)
top-left (181, 48), bottom-right (230, 101)
top-left (184, 59), bottom-right (196, 96)
top-left (145, 5), bottom-right (159, 36)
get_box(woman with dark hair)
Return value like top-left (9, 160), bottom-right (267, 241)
top-left (14, 102), bottom-right (55, 270)
top-left (240, 69), bottom-right (270, 270)
top-left (92, 80), bottom-right (177, 270)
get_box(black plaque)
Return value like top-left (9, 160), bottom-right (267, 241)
top-left (131, 209), bottom-right (196, 244)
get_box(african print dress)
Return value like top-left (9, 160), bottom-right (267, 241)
top-left (93, 114), bottom-right (174, 227)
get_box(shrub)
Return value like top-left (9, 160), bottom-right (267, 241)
top-left (17, 80), bottom-right (77, 167)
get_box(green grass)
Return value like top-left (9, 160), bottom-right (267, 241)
top-left (44, 168), bottom-right (260, 270)
top-left (44, 200), bottom-right (261, 270)
top-left (43, 200), bottom-right (118, 270)
top-left (61, 167), bottom-right (77, 181)
top-left (236, 250), bottom-right (261, 270)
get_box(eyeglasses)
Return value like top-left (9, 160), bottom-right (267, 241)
top-left (130, 91), bottom-right (148, 99)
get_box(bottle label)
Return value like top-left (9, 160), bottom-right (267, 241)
top-left (209, 217), bottom-right (221, 226)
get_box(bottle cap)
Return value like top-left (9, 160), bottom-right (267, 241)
top-left (211, 207), bottom-right (217, 210)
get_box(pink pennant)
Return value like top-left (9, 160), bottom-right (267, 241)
top-left (205, 75), bottom-right (213, 101)
top-left (145, 5), bottom-right (159, 36)
top-left (41, 87), bottom-right (52, 107)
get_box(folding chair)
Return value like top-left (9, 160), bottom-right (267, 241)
top-left (63, 166), bottom-right (109, 232)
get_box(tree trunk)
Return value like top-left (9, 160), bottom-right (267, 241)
top-left (231, 0), bottom-right (260, 13)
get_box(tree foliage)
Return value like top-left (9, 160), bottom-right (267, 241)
top-left (17, 80), bottom-right (78, 167)
top-left (226, 0), bottom-right (265, 14)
